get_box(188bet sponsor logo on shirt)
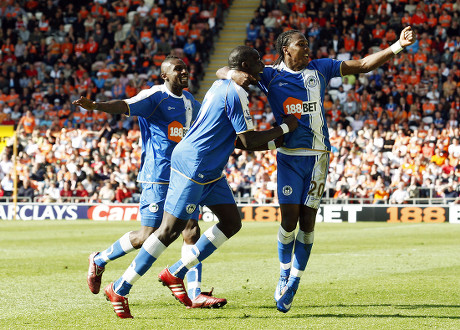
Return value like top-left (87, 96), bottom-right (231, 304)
top-left (168, 121), bottom-right (186, 143)
top-left (283, 97), bottom-right (319, 119)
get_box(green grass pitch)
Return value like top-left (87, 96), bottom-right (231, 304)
top-left (1, 220), bottom-right (459, 329)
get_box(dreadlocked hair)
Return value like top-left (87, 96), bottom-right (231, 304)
top-left (273, 29), bottom-right (301, 66)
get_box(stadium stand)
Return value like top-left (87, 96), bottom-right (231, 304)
top-left (0, 0), bottom-right (459, 205)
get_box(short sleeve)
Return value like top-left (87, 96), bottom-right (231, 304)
top-left (226, 82), bottom-right (254, 133)
top-left (124, 87), bottom-right (161, 118)
top-left (310, 58), bottom-right (342, 82)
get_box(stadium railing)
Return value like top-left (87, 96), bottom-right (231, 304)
top-left (0, 197), bottom-right (33, 203)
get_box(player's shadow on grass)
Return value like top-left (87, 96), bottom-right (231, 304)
top-left (289, 313), bottom-right (460, 320)
top-left (305, 303), bottom-right (460, 309)
top-left (255, 303), bottom-right (460, 319)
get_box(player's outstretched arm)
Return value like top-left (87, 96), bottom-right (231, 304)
top-left (236, 114), bottom-right (298, 151)
top-left (341, 26), bottom-right (416, 76)
top-left (216, 66), bottom-right (258, 90)
top-left (72, 96), bottom-right (128, 115)
top-left (235, 134), bottom-right (284, 151)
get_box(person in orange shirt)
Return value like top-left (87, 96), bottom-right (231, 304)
top-left (187, 0), bottom-right (200, 19)
top-left (364, 113), bottom-right (378, 129)
top-left (427, 13), bottom-right (438, 30)
top-left (431, 148), bottom-right (447, 166)
top-left (140, 26), bottom-right (153, 45)
top-left (372, 23), bottom-right (385, 41)
top-left (262, 52), bottom-right (276, 65)
top-left (91, 2), bottom-right (105, 18)
top-left (174, 18), bottom-right (189, 42)
top-left (5, 89), bottom-right (19, 108)
top-left (84, 109), bottom-right (96, 129)
top-left (122, 39), bottom-right (133, 55)
top-left (385, 28), bottom-right (397, 42)
top-left (188, 23), bottom-right (201, 41)
top-left (425, 58), bottom-right (439, 77)
top-left (58, 105), bottom-right (71, 122)
top-left (150, 4), bottom-right (162, 19)
top-left (124, 80), bottom-right (138, 98)
top-left (97, 64), bottom-right (111, 80)
top-left (153, 53), bottom-right (166, 67)
top-left (74, 37), bottom-right (87, 55)
top-left (94, 110), bottom-right (108, 125)
top-left (343, 33), bottom-right (355, 52)
top-left (438, 10), bottom-right (452, 28)
top-left (60, 36), bottom-right (73, 54)
top-left (18, 110), bottom-right (36, 134)
top-left (78, 5), bottom-right (89, 19)
top-left (379, 38), bottom-right (390, 50)
top-left (46, 37), bottom-right (60, 58)
top-left (440, 1), bottom-right (453, 11)
top-left (72, 111), bottom-right (86, 126)
top-left (1, 38), bottom-right (15, 54)
top-left (372, 182), bottom-right (389, 204)
top-left (156, 13), bottom-right (169, 30)
top-left (113, 2), bottom-right (128, 19)
top-left (401, 12), bottom-right (411, 26)
top-left (407, 72), bottom-right (420, 86)
top-left (38, 15), bottom-right (49, 33)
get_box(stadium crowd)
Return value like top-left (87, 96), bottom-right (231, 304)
top-left (0, 0), bottom-right (460, 205)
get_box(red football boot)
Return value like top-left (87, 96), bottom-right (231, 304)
top-left (87, 252), bottom-right (105, 294)
top-left (104, 283), bottom-right (133, 319)
top-left (158, 268), bottom-right (192, 307)
top-left (190, 288), bottom-right (227, 308)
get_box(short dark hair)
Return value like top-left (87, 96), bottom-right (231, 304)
top-left (228, 46), bottom-right (257, 70)
top-left (161, 55), bottom-right (183, 74)
top-left (164, 55), bottom-right (181, 63)
top-left (273, 29), bottom-right (301, 66)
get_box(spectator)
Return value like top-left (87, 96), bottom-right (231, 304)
top-left (43, 181), bottom-right (61, 203)
top-left (389, 182), bottom-right (411, 204)
top-left (1, 173), bottom-right (14, 197)
top-left (99, 181), bottom-right (115, 203)
top-left (18, 178), bottom-right (35, 202)
top-left (18, 110), bottom-right (36, 135)
top-left (0, 0), bottom-right (458, 206)
top-left (115, 181), bottom-right (133, 203)
top-left (60, 181), bottom-right (74, 201)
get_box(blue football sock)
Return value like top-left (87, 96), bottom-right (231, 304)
top-left (277, 226), bottom-right (296, 277)
top-left (186, 263), bottom-right (202, 299)
top-left (183, 243), bottom-right (202, 299)
top-left (113, 234), bottom-right (166, 296)
top-left (290, 230), bottom-right (314, 289)
top-left (170, 225), bottom-right (228, 279)
top-left (94, 232), bottom-right (135, 267)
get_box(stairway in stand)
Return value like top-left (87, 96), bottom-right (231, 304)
top-left (195, 0), bottom-right (260, 102)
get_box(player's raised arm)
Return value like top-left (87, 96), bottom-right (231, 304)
top-left (341, 26), bottom-right (416, 76)
top-left (72, 96), bottom-right (128, 115)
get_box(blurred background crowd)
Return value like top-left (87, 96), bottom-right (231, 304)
top-left (0, 0), bottom-right (459, 205)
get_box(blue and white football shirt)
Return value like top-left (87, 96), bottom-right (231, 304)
top-left (124, 84), bottom-right (200, 183)
top-left (171, 79), bottom-right (254, 184)
top-left (258, 59), bottom-right (342, 155)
